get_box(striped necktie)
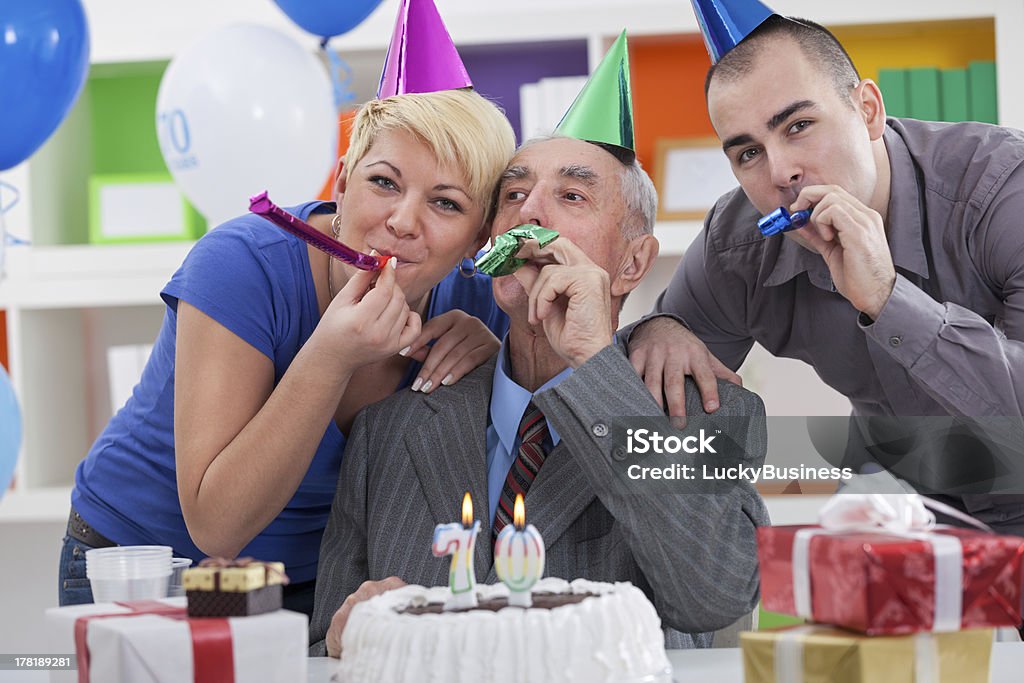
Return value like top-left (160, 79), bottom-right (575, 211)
top-left (493, 402), bottom-right (549, 536)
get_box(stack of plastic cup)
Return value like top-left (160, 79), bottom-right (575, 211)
top-left (86, 546), bottom-right (173, 602)
top-left (168, 557), bottom-right (194, 597)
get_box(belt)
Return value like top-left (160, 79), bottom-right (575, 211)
top-left (67, 506), bottom-right (118, 548)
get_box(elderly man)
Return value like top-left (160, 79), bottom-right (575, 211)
top-left (307, 131), bottom-right (770, 657)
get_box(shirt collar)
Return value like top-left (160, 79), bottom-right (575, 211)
top-left (489, 335), bottom-right (572, 453)
top-left (762, 235), bottom-right (833, 290)
top-left (882, 123), bottom-right (930, 280)
top-left (762, 121), bottom-right (929, 289)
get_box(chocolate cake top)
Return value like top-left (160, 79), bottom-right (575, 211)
top-left (399, 592), bottom-right (598, 615)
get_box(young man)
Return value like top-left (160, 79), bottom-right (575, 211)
top-left (630, 8), bottom-right (1024, 530)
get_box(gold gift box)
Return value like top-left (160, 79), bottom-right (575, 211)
top-left (182, 561), bottom-right (286, 593)
top-left (741, 625), bottom-right (993, 683)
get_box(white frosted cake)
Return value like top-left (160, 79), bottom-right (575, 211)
top-left (337, 578), bottom-right (672, 683)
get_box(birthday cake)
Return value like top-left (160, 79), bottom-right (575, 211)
top-left (336, 578), bottom-right (672, 683)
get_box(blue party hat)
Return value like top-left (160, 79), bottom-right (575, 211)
top-left (689, 0), bottom-right (774, 64)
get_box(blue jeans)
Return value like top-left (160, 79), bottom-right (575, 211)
top-left (58, 534), bottom-right (96, 606)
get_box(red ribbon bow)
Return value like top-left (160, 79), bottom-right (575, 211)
top-left (74, 601), bottom-right (234, 683)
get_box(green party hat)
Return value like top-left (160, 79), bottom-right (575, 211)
top-left (555, 30), bottom-right (635, 163)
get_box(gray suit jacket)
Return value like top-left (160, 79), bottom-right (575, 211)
top-left (309, 344), bottom-right (770, 655)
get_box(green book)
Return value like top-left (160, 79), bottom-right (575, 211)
top-left (877, 68), bottom-right (909, 118)
top-left (939, 68), bottom-right (969, 122)
top-left (907, 67), bottom-right (941, 121)
top-left (968, 60), bottom-right (998, 124)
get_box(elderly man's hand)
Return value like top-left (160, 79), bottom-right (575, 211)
top-left (628, 316), bottom-right (742, 417)
top-left (513, 238), bottom-right (614, 368)
top-left (326, 577), bottom-right (406, 658)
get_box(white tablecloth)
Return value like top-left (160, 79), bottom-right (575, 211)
top-left (306, 642), bottom-right (1024, 682)
top-left (1, 643), bottom-right (1016, 682)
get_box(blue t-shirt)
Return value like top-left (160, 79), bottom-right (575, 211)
top-left (71, 201), bottom-right (508, 583)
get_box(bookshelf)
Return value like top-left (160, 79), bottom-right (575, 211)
top-left (0, 0), bottom-right (1020, 522)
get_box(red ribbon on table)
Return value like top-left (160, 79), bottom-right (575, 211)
top-left (74, 600), bottom-right (234, 683)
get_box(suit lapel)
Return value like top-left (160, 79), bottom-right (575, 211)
top-left (405, 357), bottom-right (496, 582)
top-left (524, 342), bottom-right (619, 549)
top-left (483, 439), bottom-right (596, 583)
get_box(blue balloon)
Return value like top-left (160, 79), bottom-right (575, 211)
top-left (0, 366), bottom-right (22, 502)
top-left (0, 0), bottom-right (90, 171)
top-left (272, 0), bottom-right (384, 38)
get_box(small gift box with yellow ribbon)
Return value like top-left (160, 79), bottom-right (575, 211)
top-left (183, 558), bottom-right (288, 618)
top-left (759, 494), bottom-right (1024, 635)
top-left (741, 624), bottom-right (993, 683)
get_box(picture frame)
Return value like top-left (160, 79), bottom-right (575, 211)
top-left (654, 137), bottom-right (739, 221)
top-left (88, 172), bottom-right (204, 244)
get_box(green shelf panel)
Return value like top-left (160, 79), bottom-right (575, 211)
top-left (86, 61), bottom-right (207, 236)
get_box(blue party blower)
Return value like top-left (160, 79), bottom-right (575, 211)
top-left (758, 207), bottom-right (811, 237)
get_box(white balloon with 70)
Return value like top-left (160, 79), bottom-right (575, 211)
top-left (156, 23), bottom-right (337, 228)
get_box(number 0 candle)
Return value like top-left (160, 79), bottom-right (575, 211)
top-left (432, 492), bottom-right (480, 610)
top-left (494, 493), bottom-right (545, 607)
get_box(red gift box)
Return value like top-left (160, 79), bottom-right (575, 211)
top-left (758, 525), bottom-right (1024, 635)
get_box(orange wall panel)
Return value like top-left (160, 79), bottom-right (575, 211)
top-left (631, 36), bottom-right (715, 173)
top-left (317, 108), bottom-right (359, 201)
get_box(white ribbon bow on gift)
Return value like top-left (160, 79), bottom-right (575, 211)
top-left (817, 493), bottom-right (937, 532)
top-left (818, 488), bottom-right (992, 534)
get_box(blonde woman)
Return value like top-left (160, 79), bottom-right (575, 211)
top-left (62, 90), bottom-right (516, 616)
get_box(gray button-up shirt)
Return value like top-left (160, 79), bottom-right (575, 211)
top-left (654, 118), bottom-right (1024, 419)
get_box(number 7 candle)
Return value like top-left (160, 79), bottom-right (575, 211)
top-left (432, 492), bottom-right (480, 609)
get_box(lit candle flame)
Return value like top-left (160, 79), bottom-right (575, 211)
top-left (462, 491), bottom-right (473, 527)
top-left (514, 493), bottom-right (525, 530)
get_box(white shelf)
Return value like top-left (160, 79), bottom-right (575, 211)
top-left (0, 242), bottom-right (192, 309)
top-left (81, 0), bottom-right (1000, 63)
top-left (653, 220), bottom-right (703, 257)
top-left (0, 225), bottom-right (697, 313)
top-left (0, 487), bottom-right (71, 523)
top-left (763, 495), bottom-right (829, 526)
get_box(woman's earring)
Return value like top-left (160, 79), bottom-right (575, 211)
top-left (458, 257), bottom-right (477, 278)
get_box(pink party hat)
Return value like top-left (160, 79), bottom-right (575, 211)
top-left (377, 0), bottom-right (472, 98)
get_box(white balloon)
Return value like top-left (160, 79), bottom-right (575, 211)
top-left (156, 23), bottom-right (337, 227)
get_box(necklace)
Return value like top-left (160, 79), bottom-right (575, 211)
top-left (327, 213), bottom-right (342, 300)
